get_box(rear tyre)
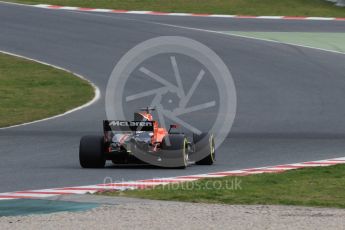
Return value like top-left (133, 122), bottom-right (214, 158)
top-left (193, 133), bottom-right (215, 165)
top-left (161, 134), bottom-right (188, 169)
top-left (79, 135), bottom-right (105, 168)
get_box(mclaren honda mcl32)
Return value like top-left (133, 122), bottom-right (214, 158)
top-left (79, 108), bottom-right (215, 168)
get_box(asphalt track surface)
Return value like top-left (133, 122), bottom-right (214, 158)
top-left (0, 2), bottom-right (345, 193)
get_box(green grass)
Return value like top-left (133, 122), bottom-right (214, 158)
top-left (0, 53), bottom-right (94, 127)
top-left (6, 0), bottom-right (345, 17)
top-left (100, 164), bottom-right (345, 208)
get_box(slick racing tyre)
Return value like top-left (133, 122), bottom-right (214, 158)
top-left (193, 133), bottom-right (215, 165)
top-left (79, 135), bottom-right (106, 168)
top-left (161, 134), bottom-right (188, 169)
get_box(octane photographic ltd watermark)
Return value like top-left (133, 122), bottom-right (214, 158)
top-left (105, 36), bottom-right (237, 167)
top-left (161, 178), bottom-right (242, 191)
top-left (102, 177), bottom-right (242, 191)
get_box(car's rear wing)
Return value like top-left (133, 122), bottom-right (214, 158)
top-left (103, 120), bottom-right (154, 132)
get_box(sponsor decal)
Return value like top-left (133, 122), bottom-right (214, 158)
top-left (109, 121), bottom-right (153, 127)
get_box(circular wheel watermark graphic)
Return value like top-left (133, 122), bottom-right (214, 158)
top-left (106, 36), bottom-right (236, 167)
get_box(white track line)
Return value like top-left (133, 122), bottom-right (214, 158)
top-left (1, 157), bottom-right (344, 200)
top-left (0, 0), bottom-right (344, 201)
top-left (0, 50), bottom-right (101, 130)
top-left (30, 4), bottom-right (345, 21)
top-left (51, 8), bottom-right (345, 57)
top-left (0, 1), bottom-right (344, 21)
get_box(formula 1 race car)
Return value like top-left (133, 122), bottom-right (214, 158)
top-left (79, 107), bottom-right (215, 168)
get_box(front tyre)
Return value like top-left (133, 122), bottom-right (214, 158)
top-left (79, 135), bottom-right (105, 168)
